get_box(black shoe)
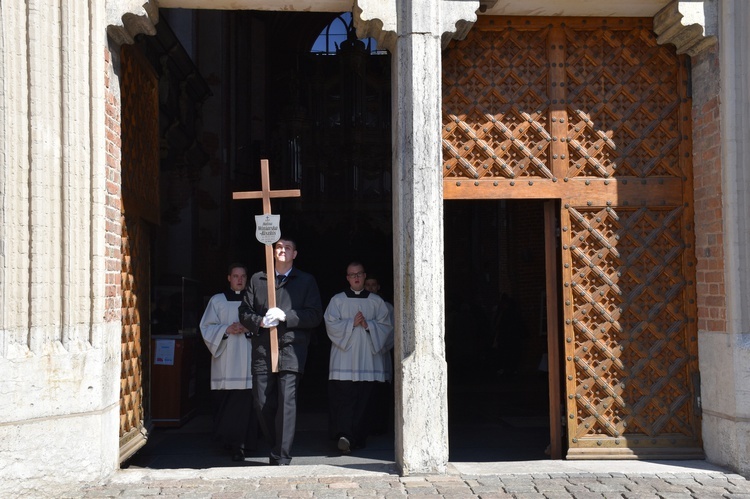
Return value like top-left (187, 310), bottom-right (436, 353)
top-left (231, 449), bottom-right (245, 462)
top-left (337, 436), bottom-right (351, 453)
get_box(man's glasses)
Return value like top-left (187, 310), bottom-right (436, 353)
top-left (346, 272), bottom-right (364, 278)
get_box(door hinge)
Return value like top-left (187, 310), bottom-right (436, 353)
top-left (692, 372), bottom-right (702, 416)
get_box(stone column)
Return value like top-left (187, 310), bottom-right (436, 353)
top-left (355, 0), bottom-right (477, 475)
top-left (0, 0), bottom-right (120, 484)
top-left (702, 0), bottom-right (750, 478)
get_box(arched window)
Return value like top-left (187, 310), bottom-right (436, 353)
top-left (310, 12), bottom-right (383, 54)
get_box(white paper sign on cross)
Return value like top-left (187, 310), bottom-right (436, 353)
top-left (233, 159), bottom-right (301, 372)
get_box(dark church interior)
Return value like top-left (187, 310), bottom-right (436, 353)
top-left (123, 9), bottom-right (555, 468)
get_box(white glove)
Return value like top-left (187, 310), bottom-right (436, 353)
top-left (262, 317), bottom-right (280, 328)
top-left (265, 307), bottom-right (286, 322)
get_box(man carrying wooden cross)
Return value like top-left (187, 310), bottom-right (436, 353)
top-left (239, 237), bottom-right (322, 466)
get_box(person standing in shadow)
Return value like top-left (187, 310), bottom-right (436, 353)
top-left (199, 263), bottom-right (258, 461)
top-left (239, 238), bottom-right (323, 466)
top-left (363, 273), bottom-right (394, 436)
top-left (325, 262), bottom-right (393, 453)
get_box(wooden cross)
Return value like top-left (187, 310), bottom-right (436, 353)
top-left (233, 159), bottom-right (300, 372)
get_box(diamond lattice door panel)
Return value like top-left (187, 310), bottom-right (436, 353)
top-left (119, 43), bottom-right (159, 462)
top-left (120, 217), bottom-right (149, 454)
top-left (561, 206), bottom-right (700, 458)
top-left (442, 17), bottom-right (701, 458)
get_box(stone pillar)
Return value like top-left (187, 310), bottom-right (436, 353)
top-left (0, 0), bottom-right (120, 486)
top-left (699, 0), bottom-right (750, 478)
top-left (355, 0), bottom-right (477, 475)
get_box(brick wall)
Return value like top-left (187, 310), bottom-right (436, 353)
top-left (104, 47), bottom-right (122, 323)
top-left (691, 45), bottom-right (725, 334)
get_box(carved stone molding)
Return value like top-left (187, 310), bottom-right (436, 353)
top-left (442, 0), bottom-right (481, 48)
top-left (353, 0), bottom-right (480, 52)
top-left (353, 1), bottom-right (396, 53)
top-left (107, 0), bottom-right (160, 47)
top-left (653, 0), bottom-right (717, 56)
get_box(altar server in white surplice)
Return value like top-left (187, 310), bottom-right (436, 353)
top-left (325, 262), bottom-right (393, 453)
top-left (199, 263), bottom-right (257, 462)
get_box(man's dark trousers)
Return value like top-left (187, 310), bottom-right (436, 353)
top-left (253, 371), bottom-right (299, 465)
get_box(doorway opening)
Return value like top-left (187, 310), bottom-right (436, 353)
top-left (120, 8), bottom-right (565, 468)
top-left (444, 199), bottom-right (561, 461)
top-left (121, 8), bottom-right (396, 468)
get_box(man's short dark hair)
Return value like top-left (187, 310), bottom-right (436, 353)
top-left (276, 237), bottom-right (297, 250)
top-left (347, 261), bottom-right (365, 272)
top-left (227, 262), bottom-right (248, 275)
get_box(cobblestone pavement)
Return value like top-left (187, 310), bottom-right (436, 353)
top-left (10, 461), bottom-right (750, 498)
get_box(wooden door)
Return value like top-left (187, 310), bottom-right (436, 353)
top-left (119, 43), bottom-right (160, 462)
top-left (442, 17), bottom-right (702, 458)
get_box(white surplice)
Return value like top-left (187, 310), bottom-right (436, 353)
top-left (325, 289), bottom-right (394, 382)
top-left (200, 291), bottom-right (253, 390)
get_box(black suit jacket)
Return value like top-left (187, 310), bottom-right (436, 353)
top-left (239, 267), bottom-right (323, 374)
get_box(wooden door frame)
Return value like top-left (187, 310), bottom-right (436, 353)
top-left (544, 200), bottom-right (563, 459)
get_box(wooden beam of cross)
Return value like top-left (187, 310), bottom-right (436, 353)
top-left (233, 159), bottom-right (300, 372)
